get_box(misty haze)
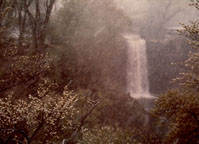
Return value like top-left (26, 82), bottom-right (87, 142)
top-left (0, 0), bottom-right (199, 143)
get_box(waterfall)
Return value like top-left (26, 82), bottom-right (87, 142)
top-left (124, 34), bottom-right (153, 99)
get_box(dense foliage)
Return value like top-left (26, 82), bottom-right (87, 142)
top-left (1, 0), bottom-right (199, 144)
top-left (152, 1), bottom-right (199, 143)
top-left (48, 0), bottom-right (131, 92)
top-left (0, 83), bottom-right (78, 144)
top-left (0, 0), bottom-right (150, 143)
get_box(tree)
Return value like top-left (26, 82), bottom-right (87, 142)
top-left (78, 126), bottom-right (136, 144)
top-left (49, 0), bottom-right (130, 92)
top-left (142, 0), bottom-right (184, 40)
top-left (0, 0), bottom-right (56, 97)
top-left (0, 81), bottom-right (78, 144)
top-left (0, 0), bottom-right (56, 50)
top-left (152, 1), bottom-right (199, 143)
top-left (0, 2), bottom-right (104, 143)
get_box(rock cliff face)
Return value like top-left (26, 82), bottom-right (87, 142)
top-left (112, 33), bottom-right (189, 96)
top-left (110, 32), bottom-right (189, 97)
top-left (146, 36), bottom-right (189, 95)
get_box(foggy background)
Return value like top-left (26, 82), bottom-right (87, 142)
top-left (115, 0), bottom-right (197, 27)
top-left (1, 0), bottom-right (199, 143)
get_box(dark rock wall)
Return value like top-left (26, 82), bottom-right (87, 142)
top-left (146, 37), bottom-right (189, 95)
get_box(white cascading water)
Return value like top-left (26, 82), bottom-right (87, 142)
top-left (124, 34), bottom-right (153, 99)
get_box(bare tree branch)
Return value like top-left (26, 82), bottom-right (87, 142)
top-left (65, 101), bottom-right (101, 143)
top-left (1, 128), bottom-right (30, 144)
